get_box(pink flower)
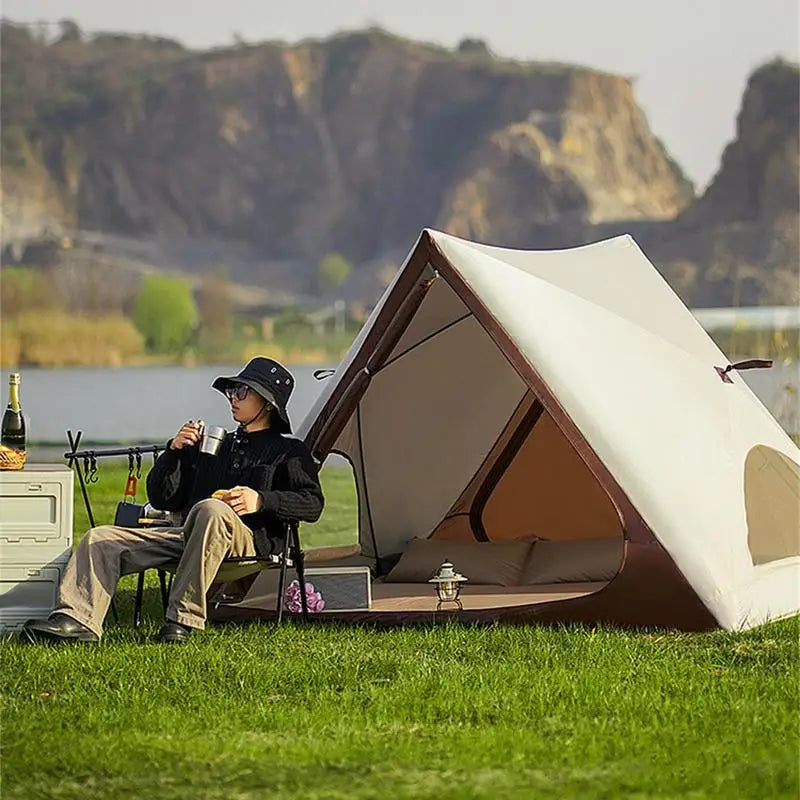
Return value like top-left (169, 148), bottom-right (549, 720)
top-left (283, 579), bottom-right (325, 613)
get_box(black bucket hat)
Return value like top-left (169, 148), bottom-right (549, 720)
top-left (212, 357), bottom-right (294, 433)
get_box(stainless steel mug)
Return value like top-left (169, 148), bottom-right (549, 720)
top-left (200, 424), bottom-right (226, 456)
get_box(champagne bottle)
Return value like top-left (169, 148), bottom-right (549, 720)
top-left (1, 373), bottom-right (26, 451)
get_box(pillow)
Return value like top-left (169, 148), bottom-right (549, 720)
top-left (522, 538), bottom-right (623, 584)
top-left (384, 537), bottom-right (533, 586)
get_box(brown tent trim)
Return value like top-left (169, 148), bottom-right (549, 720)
top-left (377, 312), bottom-right (473, 373)
top-left (469, 400), bottom-right (546, 542)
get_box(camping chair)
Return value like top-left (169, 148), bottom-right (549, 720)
top-left (64, 431), bottom-right (310, 627)
top-left (134, 519), bottom-right (309, 625)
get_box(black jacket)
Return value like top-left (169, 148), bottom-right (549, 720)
top-left (146, 426), bottom-right (324, 557)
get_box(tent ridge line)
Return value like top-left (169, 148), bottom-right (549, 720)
top-left (425, 235), bottom-right (655, 548)
top-left (375, 311), bottom-right (473, 375)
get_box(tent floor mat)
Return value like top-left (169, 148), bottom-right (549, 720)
top-left (369, 581), bottom-right (609, 612)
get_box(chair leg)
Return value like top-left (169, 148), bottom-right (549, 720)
top-left (133, 572), bottom-right (145, 628)
top-left (110, 597), bottom-right (119, 624)
top-left (275, 531), bottom-right (292, 625)
top-left (158, 570), bottom-right (170, 613)
top-left (290, 523), bottom-right (309, 622)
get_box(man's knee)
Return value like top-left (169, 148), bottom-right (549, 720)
top-left (186, 498), bottom-right (236, 527)
top-left (83, 525), bottom-right (120, 545)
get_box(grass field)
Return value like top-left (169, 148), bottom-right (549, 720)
top-left (1, 464), bottom-right (798, 799)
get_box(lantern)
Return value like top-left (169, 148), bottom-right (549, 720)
top-left (428, 560), bottom-right (468, 610)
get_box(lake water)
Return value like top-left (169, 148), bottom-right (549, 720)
top-left (2, 359), bottom-right (798, 458)
top-left (0, 364), bottom-right (332, 455)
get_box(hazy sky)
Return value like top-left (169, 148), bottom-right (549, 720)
top-left (4, 0), bottom-right (798, 189)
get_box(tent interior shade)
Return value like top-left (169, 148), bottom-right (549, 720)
top-left (331, 267), bottom-right (624, 592)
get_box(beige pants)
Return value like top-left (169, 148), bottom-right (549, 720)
top-left (54, 499), bottom-right (257, 636)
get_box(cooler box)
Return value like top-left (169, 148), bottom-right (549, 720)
top-left (0, 465), bottom-right (74, 632)
top-left (0, 465), bottom-right (74, 563)
top-left (0, 555), bottom-right (71, 632)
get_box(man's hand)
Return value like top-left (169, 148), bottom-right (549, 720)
top-left (225, 486), bottom-right (263, 516)
top-left (170, 420), bottom-right (203, 450)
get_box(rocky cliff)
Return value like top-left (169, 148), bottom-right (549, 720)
top-left (641, 59), bottom-right (799, 307)
top-left (2, 25), bottom-right (690, 263)
top-left (2, 22), bottom-right (796, 307)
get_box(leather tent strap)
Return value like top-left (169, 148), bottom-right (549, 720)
top-left (715, 359), bottom-right (773, 383)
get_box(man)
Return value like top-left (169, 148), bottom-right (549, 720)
top-left (22, 357), bottom-right (324, 644)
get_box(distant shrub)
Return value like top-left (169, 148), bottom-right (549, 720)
top-left (315, 253), bottom-right (352, 294)
top-left (133, 273), bottom-right (198, 354)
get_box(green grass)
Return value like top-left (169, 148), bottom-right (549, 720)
top-left (1, 464), bottom-right (798, 799)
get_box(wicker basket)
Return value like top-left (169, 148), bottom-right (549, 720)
top-left (0, 446), bottom-right (27, 470)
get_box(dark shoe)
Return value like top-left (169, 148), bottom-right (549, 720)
top-left (156, 621), bottom-right (194, 643)
top-left (21, 613), bottom-right (99, 644)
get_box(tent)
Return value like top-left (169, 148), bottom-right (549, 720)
top-left (216, 230), bottom-right (800, 631)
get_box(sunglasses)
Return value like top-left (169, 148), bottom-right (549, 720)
top-left (224, 384), bottom-right (250, 402)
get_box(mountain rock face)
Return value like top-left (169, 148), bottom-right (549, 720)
top-left (643, 59), bottom-right (799, 307)
top-left (2, 26), bottom-right (689, 258)
top-left (2, 22), bottom-right (796, 307)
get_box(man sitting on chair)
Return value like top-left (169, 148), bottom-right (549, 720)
top-left (23, 358), bottom-right (324, 644)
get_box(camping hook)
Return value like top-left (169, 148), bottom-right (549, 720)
top-left (128, 451), bottom-right (135, 477)
top-left (134, 448), bottom-right (142, 478)
top-left (84, 453), bottom-right (98, 483)
top-left (313, 369), bottom-right (336, 381)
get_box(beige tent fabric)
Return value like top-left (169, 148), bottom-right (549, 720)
top-left (435, 234), bottom-right (725, 364)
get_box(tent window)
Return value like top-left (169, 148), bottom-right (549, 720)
top-left (745, 445), bottom-right (800, 565)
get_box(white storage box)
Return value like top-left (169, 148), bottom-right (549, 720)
top-left (0, 553), bottom-right (71, 632)
top-left (304, 566), bottom-right (372, 612)
top-left (0, 465), bottom-right (74, 564)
